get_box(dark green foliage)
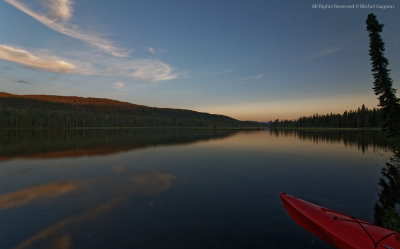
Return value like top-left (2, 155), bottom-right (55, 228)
top-left (0, 97), bottom-right (257, 128)
top-left (367, 14), bottom-right (400, 233)
top-left (268, 105), bottom-right (382, 129)
top-left (366, 13), bottom-right (400, 136)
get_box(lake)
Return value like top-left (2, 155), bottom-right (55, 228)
top-left (0, 128), bottom-right (393, 249)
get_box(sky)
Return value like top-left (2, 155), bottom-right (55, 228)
top-left (0, 0), bottom-right (399, 122)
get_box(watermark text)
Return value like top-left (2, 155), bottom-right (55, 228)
top-left (312, 3), bottom-right (395, 10)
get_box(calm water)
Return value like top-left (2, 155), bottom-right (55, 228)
top-left (0, 129), bottom-right (393, 249)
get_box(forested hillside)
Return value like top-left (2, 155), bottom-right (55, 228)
top-left (0, 93), bottom-right (258, 128)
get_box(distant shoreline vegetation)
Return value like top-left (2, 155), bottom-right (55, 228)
top-left (268, 104), bottom-right (383, 129)
top-left (0, 92), bottom-right (263, 129)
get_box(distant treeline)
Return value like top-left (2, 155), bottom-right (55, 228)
top-left (269, 105), bottom-right (382, 128)
top-left (0, 97), bottom-right (261, 128)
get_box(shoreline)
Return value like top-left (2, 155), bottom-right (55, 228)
top-left (268, 127), bottom-right (382, 131)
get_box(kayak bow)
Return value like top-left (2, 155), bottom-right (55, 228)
top-left (280, 193), bottom-right (400, 249)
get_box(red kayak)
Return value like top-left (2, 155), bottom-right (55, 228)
top-left (280, 193), bottom-right (400, 249)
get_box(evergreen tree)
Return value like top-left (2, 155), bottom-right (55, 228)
top-left (366, 13), bottom-right (400, 136)
top-left (268, 106), bottom-right (382, 129)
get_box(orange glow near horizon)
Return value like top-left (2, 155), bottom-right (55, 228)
top-left (197, 93), bottom-right (379, 122)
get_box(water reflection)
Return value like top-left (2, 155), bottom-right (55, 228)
top-left (269, 129), bottom-right (391, 153)
top-left (0, 129), bottom-right (392, 249)
top-left (0, 128), bottom-right (238, 161)
top-left (47, 234), bottom-right (71, 249)
top-left (0, 181), bottom-right (83, 210)
top-left (13, 198), bottom-right (124, 249)
top-left (375, 142), bottom-right (400, 232)
top-left (8, 172), bottom-right (176, 249)
top-left (0, 171), bottom-right (176, 211)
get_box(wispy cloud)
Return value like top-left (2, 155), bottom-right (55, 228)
top-left (313, 46), bottom-right (343, 60)
top-left (112, 81), bottom-right (124, 89)
top-left (298, 45), bottom-right (345, 64)
top-left (214, 69), bottom-right (234, 75)
top-left (41, 0), bottom-right (73, 21)
top-left (0, 44), bottom-right (177, 81)
top-left (147, 47), bottom-right (156, 54)
top-left (146, 47), bottom-right (166, 55)
top-left (102, 58), bottom-right (177, 82)
top-left (238, 73), bottom-right (263, 82)
top-left (4, 0), bottom-right (129, 57)
top-left (229, 73), bottom-right (264, 86)
top-left (251, 74), bottom-right (263, 80)
top-left (0, 44), bottom-right (76, 73)
top-left (2, 1), bottom-right (178, 82)
top-left (126, 59), bottom-right (177, 82)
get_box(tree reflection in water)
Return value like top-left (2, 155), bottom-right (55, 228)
top-left (268, 129), bottom-right (391, 153)
top-left (375, 141), bottom-right (400, 232)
